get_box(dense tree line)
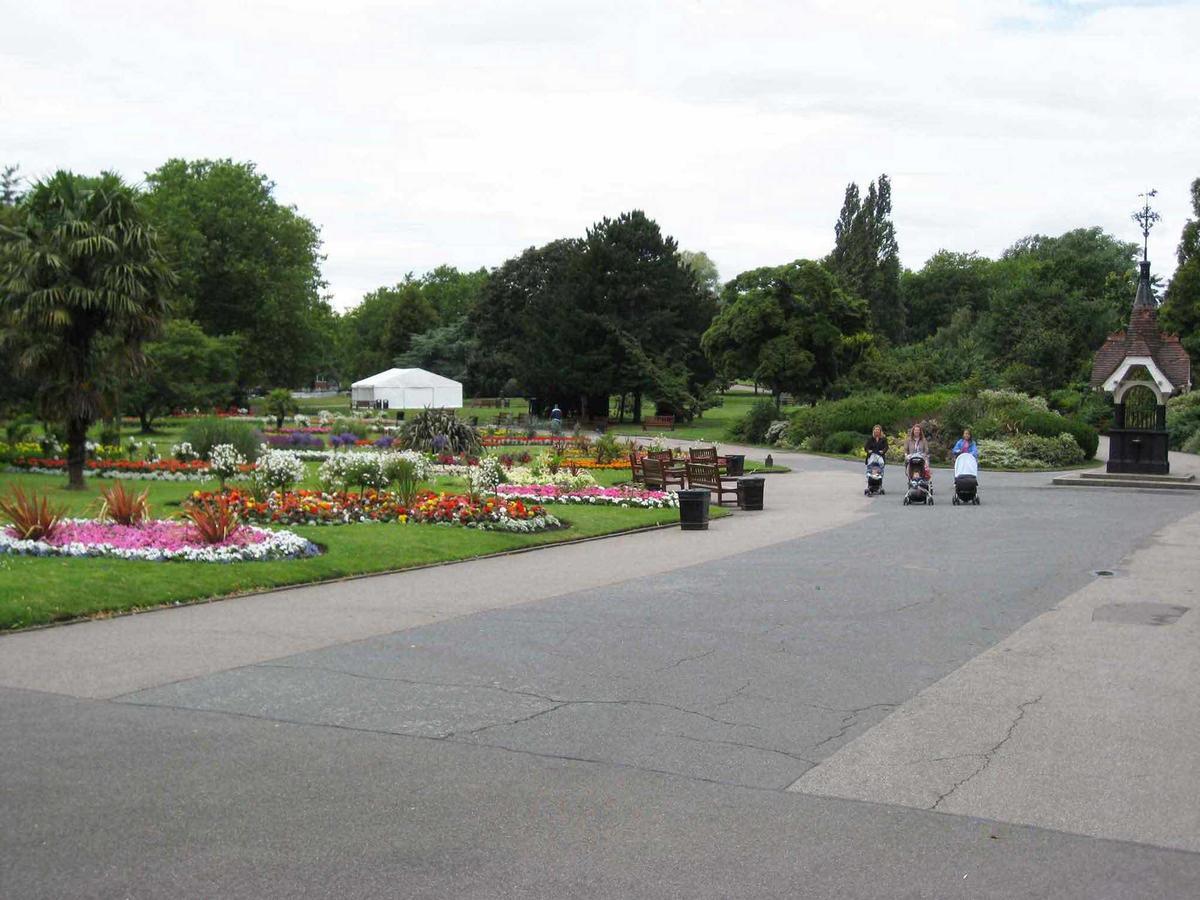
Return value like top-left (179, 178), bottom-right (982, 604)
top-left (3, 156), bottom-right (1200, 464)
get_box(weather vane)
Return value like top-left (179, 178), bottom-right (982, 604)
top-left (1132, 189), bottom-right (1160, 263)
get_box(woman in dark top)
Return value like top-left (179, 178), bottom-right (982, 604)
top-left (864, 424), bottom-right (888, 457)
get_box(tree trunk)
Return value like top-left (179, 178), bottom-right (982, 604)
top-left (66, 417), bottom-right (89, 491)
top-left (632, 392), bottom-right (643, 424)
top-left (617, 394), bottom-right (627, 423)
top-left (139, 410), bottom-right (153, 433)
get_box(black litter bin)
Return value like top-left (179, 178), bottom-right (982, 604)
top-left (724, 454), bottom-right (746, 476)
top-left (677, 488), bottom-right (712, 530)
top-left (737, 476), bottom-right (765, 510)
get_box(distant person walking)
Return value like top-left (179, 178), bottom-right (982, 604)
top-left (549, 404), bottom-right (563, 435)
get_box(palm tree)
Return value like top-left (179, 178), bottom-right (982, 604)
top-left (0, 171), bottom-right (175, 489)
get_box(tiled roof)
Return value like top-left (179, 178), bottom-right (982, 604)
top-left (1090, 305), bottom-right (1192, 392)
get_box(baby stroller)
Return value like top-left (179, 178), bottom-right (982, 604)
top-left (902, 453), bottom-right (933, 505)
top-left (864, 452), bottom-right (886, 496)
top-left (952, 451), bottom-right (981, 505)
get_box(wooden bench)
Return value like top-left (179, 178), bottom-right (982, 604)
top-left (642, 415), bottom-right (675, 431)
top-left (642, 456), bottom-right (685, 490)
top-left (688, 446), bottom-right (729, 471)
top-left (685, 462), bottom-right (740, 505)
top-left (628, 452), bottom-right (645, 485)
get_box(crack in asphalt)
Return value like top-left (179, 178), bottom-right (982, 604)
top-left (928, 694), bottom-right (1044, 811)
top-left (656, 647), bottom-right (717, 672)
top-left (672, 733), bottom-right (818, 766)
top-left (253, 661), bottom-right (758, 731)
top-left (809, 703), bottom-right (899, 752)
top-left (114, 698), bottom-right (791, 794)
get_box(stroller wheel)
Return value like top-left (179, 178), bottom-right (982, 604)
top-left (879, 488), bottom-right (885, 495)
top-left (903, 496), bottom-right (910, 505)
top-left (952, 496), bottom-right (960, 505)
top-left (927, 496), bottom-right (934, 505)
top-left (974, 497), bottom-right (981, 505)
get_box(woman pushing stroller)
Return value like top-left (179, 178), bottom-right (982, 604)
top-left (863, 425), bottom-right (888, 496)
top-left (952, 428), bottom-right (981, 505)
top-left (902, 424), bottom-right (933, 505)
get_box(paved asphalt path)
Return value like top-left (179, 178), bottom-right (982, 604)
top-left (3, 453), bottom-right (1200, 898)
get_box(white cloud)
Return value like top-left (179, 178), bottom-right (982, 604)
top-left (3, 0), bottom-right (1197, 308)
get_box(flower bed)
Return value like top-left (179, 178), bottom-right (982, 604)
top-left (201, 489), bottom-right (562, 532)
top-left (6, 457), bottom-right (213, 481)
top-left (0, 519), bottom-right (318, 562)
top-left (494, 485), bottom-right (677, 508)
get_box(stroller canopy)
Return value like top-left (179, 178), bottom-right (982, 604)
top-left (954, 452), bottom-right (979, 478)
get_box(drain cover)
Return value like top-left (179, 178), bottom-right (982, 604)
top-left (1092, 603), bottom-right (1190, 626)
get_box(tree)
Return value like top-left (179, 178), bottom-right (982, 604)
top-left (394, 318), bottom-right (476, 386)
top-left (143, 159), bottom-right (331, 391)
top-left (122, 320), bottom-right (239, 431)
top-left (264, 388), bottom-right (298, 430)
top-left (467, 239), bottom-right (584, 411)
top-left (1, 165), bottom-right (23, 208)
top-left (573, 211), bottom-right (716, 420)
top-left (0, 171), bottom-right (174, 488)
top-left (1160, 177), bottom-right (1200, 367)
top-left (901, 251), bottom-right (993, 339)
top-left (826, 175), bottom-right (904, 342)
top-left (467, 213), bottom-right (715, 421)
top-left (680, 250), bottom-right (722, 301)
top-left (702, 260), bottom-right (871, 406)
top-left (339, 277), bottom-right (440, 381)
top-left (981, 227), bottom-right (1136, 392)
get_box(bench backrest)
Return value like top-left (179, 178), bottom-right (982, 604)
top-left (689, 447), bottom-right (718, 463)
top-left (650, 450), bottom-right (675, 463)
top-left (641, 456), bottom-right (665, 487)
top-left (628, 451), bottom-right (644, 480)
top-left (686, 462), bottom-right (720, 489)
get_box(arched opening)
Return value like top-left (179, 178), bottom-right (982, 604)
top-left (1123, 384), bottom-right (1159, 431)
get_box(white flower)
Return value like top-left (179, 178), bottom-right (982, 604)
top-left (254, 448), bottom-right (306, 491)
top-left (208, 444), bottom-right (247, 480)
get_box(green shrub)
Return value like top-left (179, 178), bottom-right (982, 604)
top-left (1167, 404), bottom-right (1200, 450)
top-left (1008, 432), bottom-right (1085, 467)
top-left (730, 399), bottom-right (779, 443)
top-left (823, 431), bottom-right (867, 455)
top-left (786, 393), bottom-right (901, 444)
top-left (182, 419), bottom-right (264, 462)
top-left (1183, 429), bottom-right (1200, 455)
top-left (1048, 389), bottom-right (1082, 414)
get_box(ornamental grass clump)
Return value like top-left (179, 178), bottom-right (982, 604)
top-left (0, 486), bottom-right (66, 541)
top-left (181, 495), bottom-right (242, 544)
top-left (400, 407), bottom-right (481, 455)
top-left (96, 482), bottom-right (151, 526)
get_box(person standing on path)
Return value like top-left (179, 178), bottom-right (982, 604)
top-left (864, 425), bottom-right (888, 458)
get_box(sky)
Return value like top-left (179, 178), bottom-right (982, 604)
top-left (4, 0), bottom-right (1198, 310)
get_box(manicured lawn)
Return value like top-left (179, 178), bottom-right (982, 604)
top-left (0, 470), bottom-right (719, 630)
top-left (607, 391), bottom-right (796, 444)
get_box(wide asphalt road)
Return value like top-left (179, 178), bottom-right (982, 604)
top-left (3, 457), bottom-right (1199, 898)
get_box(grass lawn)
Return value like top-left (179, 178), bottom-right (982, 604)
top-left (0, 469), bottom-right (722, 631)
top-left (607, 391), bottom-right (795, 444)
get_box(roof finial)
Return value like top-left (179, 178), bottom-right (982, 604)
top-left (1132, 189), bottom-right (1160, 264)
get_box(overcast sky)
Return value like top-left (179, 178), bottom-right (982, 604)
top-left (4, 0), bottom-right (1198, 309)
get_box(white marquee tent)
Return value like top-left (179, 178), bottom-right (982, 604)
top-left (350, 368), bottom-right (463, 411)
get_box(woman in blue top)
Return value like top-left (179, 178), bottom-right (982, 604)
top-left (952, 428), bottom-right (978, 459)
